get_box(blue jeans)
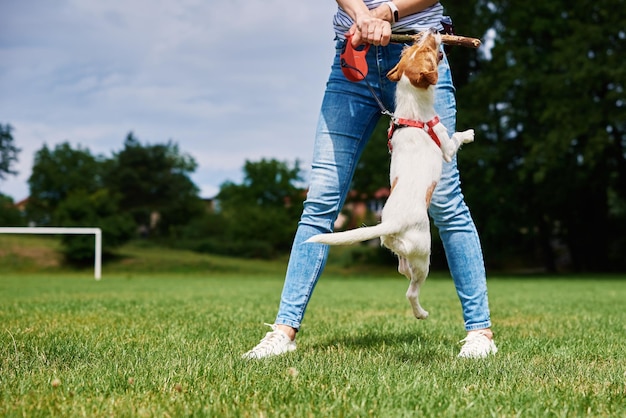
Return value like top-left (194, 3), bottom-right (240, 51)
top-left (275, 39), bottom-right (491, 332)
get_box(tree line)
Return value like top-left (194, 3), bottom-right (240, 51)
top-left (450, 0), bottom-right (625, 271)
top-left (0, 128), bottom-right (303, 262)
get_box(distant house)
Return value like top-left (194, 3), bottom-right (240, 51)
top-left (14, 197), bottom-right (29, 213)
top-left (205, 186), bottom-right (390, 232)
top-left (202, 197), bottom-right (216, 212)
top-left (334, 187), bottom-right (390, 230)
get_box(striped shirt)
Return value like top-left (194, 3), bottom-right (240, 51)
top-left (333, 1), bottom-right (444, 37)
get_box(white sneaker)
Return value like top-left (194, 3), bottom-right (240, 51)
top-left (242, 324), bottom-right (297, 359)
top-left (458, 331), bottom-right (498, 358)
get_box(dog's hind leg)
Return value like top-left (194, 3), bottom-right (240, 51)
top-left (398, 257), bottom-right (429, 319)
top-left (398, 256), bottom-right (410, 277)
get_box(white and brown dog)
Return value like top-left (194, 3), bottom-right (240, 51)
top-left (307, 30), bottom-right (474, 320)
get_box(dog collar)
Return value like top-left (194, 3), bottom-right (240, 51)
top-left (387, 116), bottom-right (442, 152)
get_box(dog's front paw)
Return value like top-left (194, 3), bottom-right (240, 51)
top-left (456, 129), bottom-right (474, 144)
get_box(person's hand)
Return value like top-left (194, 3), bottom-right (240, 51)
top-left (349, 10), bottom-right (391, 47)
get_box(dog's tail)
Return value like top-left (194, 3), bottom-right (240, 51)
top-left (306, 222), bottom-right (401, 246)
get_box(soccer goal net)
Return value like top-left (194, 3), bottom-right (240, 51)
top-left (0, 227), bottom-right (102, 279)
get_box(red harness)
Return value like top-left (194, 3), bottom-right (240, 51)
top-left (387, 116), bottom-right (442, 153)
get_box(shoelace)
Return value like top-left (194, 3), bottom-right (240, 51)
top-left (253, 324), bottom-right (286, 353)
top-left (459, 330), bottom-right (492, 342)
top-left (458, 333), bottom-right (494, 356)
top-left (459, 333), bottom-right (485, 345)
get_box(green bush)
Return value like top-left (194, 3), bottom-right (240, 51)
top-left (55, 189), bottom-right (135, 264)
top-left (0, 194), bottom-right (24, 226)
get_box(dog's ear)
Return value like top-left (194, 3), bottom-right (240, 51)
top-left (387, 44), bottom-right (414, 82)
top-left (402, 65), bottom-right (438, 89)
top-left (387, 64), bottom-right (401, 82)
top-left (416, 70), bottom-right (438, 88)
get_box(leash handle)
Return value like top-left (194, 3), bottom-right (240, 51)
top-left (340, 33), bottom-right (371, 82)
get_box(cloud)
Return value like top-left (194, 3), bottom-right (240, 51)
top-left (0, 0), bottom-right (337, 200)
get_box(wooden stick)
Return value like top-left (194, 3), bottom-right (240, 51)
top-left (390, 33), bottom-right (482, 49)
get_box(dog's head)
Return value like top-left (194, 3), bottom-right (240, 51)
top-left (387, 29), bottom-right (442, 89)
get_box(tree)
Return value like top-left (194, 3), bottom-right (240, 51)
top-left (0, 123), bottom-right (20, 180)
top-left (346, 1), bottom-right (626, 271)
top-left (0, 194), bottom-right (23, 226)
top-left (55, 189), bottom-right (135, 263)
top-left (452, 0), bottom-right (626, 271)
top-left (104, 133), bottom-right (204, 236)
top-left (206, 158), bottom-right (305, 257)
top-left (27, 142), bottom-right (104, 224)
top-left (219, 158), bottom-right (304, 208)
top-left (27, 142), bottom-right (134, 263)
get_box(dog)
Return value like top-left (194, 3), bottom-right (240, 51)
top-left (307, 29), bottom-right (474, 320)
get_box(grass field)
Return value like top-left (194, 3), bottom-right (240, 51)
top-left (1, 237), bottom-right (625, 417)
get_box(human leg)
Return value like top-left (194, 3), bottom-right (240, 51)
top-left (428, 54), bottom-right (494, 344)
top-left (430, 157), bottom-right (493, 331)
top-left (243, 40), bottom-right (385, 358)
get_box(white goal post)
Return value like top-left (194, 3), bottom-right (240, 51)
top-left (0, 227), bottom-right (102, 280)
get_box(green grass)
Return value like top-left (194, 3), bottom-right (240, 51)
top-left (1, 237), bottom-right (625, 416)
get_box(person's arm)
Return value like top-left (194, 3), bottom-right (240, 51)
top-left (337, 0), bottom-right (439, 46)
top-left (374, 0), bottom-right (440, 22)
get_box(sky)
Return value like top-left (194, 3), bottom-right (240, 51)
top-left (0, 0), bottom-right (338, 201)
